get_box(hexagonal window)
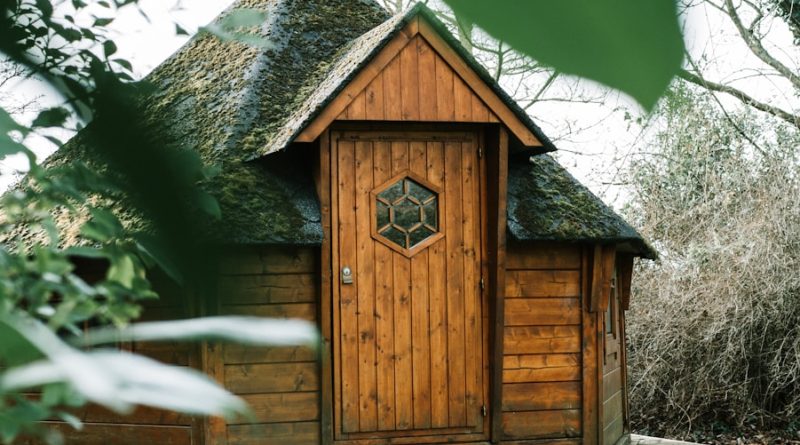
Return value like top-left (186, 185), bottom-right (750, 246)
top-left (371, 172), bottom-right (443, 255)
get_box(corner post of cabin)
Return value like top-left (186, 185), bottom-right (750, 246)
top-left (617, 254), bottom-right (635, 440)
top-left (486, 126), bottom-right (509, 442)
top-left (316, 130), bottom-right (335, 445)
top-left (197, 282), bottom-right (227, 445)
top-left (587, 244), bottom-right (624, 445)
top-left (582, 245), bottom-right (600, 445)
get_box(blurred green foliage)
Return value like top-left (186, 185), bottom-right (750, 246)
top-left (443, 0), bottom-right (685, 111)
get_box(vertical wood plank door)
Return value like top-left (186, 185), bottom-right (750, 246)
top-left (331, 130), bottom-right (487, 443)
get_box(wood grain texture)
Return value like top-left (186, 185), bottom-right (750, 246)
top-left (488, 126), bottom-right (510, 441)
top-left (503, 326), bottom-right (581, 355)
top-left (505, 298), bottom-right (581, 326)
top-left (219, 274), bottom-right (315, 305)
top-left (227, 422), bottom-right (320, 445)
top-left (223, 344), bottom-right (316, 366)
top-left (503, 354), bottom-right (581, 383)
top-left (506, 244), bottom-right (582, 271)
top-left (582, 247), bottom-right (600, 445)
top-left (218, 247), bottom-right (315, 275)
top-left (224, 362), bottom-right (319, 394)
top-left (501, 410), bottom-right (581, 440)
top-left (21, 423), bottom-right (192, 445)
top-left (336, 37), bottom-right (500, 127)
top-left (232, 393), bottom-right (320, 425)
top-left (318, 129), bottom-right (334, 445)
top-left (222, 303), bottom-right (316, 321)
top-left (332, 130), bottom-right (485, 441)
top-left (505, 271), bottom-right (581, 298)
top-left (502, 382), bottom-right (581, 411)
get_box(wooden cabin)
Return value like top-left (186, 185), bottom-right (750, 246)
top-left (17, 1), bottom-right (656, 444)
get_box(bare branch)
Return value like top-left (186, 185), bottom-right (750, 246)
top-left (724, 0), bottom-right (800, 90)
top-left (678, 69), bottom-right (800, 129)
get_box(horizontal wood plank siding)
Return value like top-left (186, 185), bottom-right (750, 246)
top-left (501, 244), bottom-right (583, 441)
top-left (21, 423), bottom-right (193, 445)
top-left (337, 36), bottom-right (499, 125)
top-left (26, 281), bottom-right (198, 444)
top-left (227, 421), bottom-right (320, 445)
top-left (220, 247), bottom-right (321, 445)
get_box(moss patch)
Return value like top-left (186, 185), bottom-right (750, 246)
top-left (507, 155), bottom-right (656, 259)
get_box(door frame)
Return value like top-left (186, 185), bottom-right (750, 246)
top-left (323, 124), bottom-right (492, 445)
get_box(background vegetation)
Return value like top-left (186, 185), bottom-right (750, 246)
top-left (624, 50), bottom-right (800, 445)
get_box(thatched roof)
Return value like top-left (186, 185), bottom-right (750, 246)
top-left (508, 155), bottom-right (656, 259)
top-left (4, 0), bottom-right (653, 258)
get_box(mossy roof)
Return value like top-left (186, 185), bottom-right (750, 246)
top-left (3, 0), bottom-right (652, 258)
top-left (507, 155), bottom-right (656, 259)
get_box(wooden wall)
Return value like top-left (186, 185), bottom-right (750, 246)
top-left (500, 243), bottom-right (583, 443)
top-left (337, 36), bottom-right (500, 124)
top-left (601, 285), bottom-right (627, 445)
top-left (22, 273), bottom-right (199, 445)
top-left (218, 247), bottom-right (320, 445)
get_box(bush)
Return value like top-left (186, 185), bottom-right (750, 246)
top-left (624, 85), bottom-right (800, 435)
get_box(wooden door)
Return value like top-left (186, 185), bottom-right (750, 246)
top-left (331, 129), bottom-right (487, 443)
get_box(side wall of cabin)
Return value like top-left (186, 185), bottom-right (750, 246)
top-left (217, 247), bottom-right (321, 445)
top-left (500, 242), bottom-right (583, 443)
top-left (22, 268), bottom-right (200, 445)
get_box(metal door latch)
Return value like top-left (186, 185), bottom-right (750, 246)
top-left (342, 266), bottom-right (353, 284)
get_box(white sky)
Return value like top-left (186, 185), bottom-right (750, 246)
top-left (1, 0), bottom-right (797, 205)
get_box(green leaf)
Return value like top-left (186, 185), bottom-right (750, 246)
top-left (0, 134), bottom-right (30, 158)
top-left (107, 255), bottom-right (135, 288)
top-left (196, 190), bottom-right (221, 219)
top-left (111, 58), bottom-right (132, 71)
top-left (93, 17), bottom-right (114, 27)
top-left (102, 40), bottom-right (117, 57)
top-left (220, 9), bottom-right (267, 28)
top-left (31, 107), bottom-right (70, 128)
top-left (200, 9), bottom-right (273, 49)
top-left (134, 234), bottom-right (183, 285)
top-left (63, 246), bottom-right (108, 259)
top-left (0, 107), bottom-right (24, 134)
top-left (80, 208), bottom-right (123, 242)
top-left (0, 319), bottom-right (47, 367)
top-left (2, 351), bottom-right (251, 419)
top-left (175, 23), bottom-right (189, 36)
top-left (56, 411), bottom-right (83, 430)
top-left (442, 0), bottom-right (685, 111)
top-left (79, 317), bottom-right (318, 347)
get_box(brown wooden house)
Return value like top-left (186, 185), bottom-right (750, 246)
top-left (21, 0), bottom-right (656, 444)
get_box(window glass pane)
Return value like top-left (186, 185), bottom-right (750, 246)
top-left (407, 179), bottom-right (435, 202)
top-left (409, 226), bottom-right (435, 246)
top-left (374, 176), bottom-right (439, 250)
top-left (381, 225), bottom-right (407, 248)
top-left (377, 201), bottom-right (391, 229)
top-left (379, 181), bottom-right (404, 203)
top-left (394, 198), bottom-right (419, 229)
top-left (423, 201), bottom-right (437, 230)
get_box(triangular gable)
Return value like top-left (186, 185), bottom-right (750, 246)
top-left (294, 12), bottom-right (545, 148)
top-left (249, 4), bottom-right (557, 160)
top-left (335, 35), bottom-right (501, 124)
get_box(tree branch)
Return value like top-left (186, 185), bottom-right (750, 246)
top-left (723, 0), bottom-right (800, 90)
top-left (678, 69), bottom-right (800, 129)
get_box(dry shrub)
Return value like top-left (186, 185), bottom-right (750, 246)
top-left (624, 85), bottom-right (800, 435)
